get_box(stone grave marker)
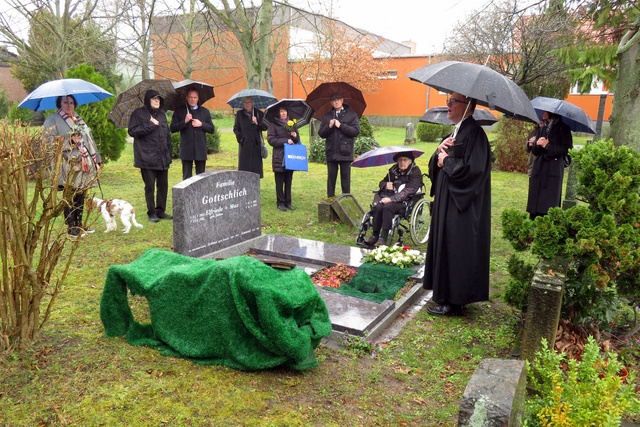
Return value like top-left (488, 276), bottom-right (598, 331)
top-left (173, 170), bottom-right (261, 258)
top-left (330, 194), bottom-right (365, 228)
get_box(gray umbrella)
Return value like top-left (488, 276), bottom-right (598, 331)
top-left (420, 106), bottom-right (499, 126)
top-left (531, 96), bottom-right (596, 134)
top-left (407, 61), bottom-right (538, 123)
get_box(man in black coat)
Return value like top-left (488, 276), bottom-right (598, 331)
top-left (234, 97), bottom-right (268, 178)
top-left (170, 89), bottom-right (215, 180)
top-left (318, 93), bottom-right (360, 197)
top-left (128, 89), bottom-right (173, 223)
top-left (424, 93), bottom-right (491, 316)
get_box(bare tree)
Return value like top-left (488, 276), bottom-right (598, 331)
top-left (445, 0), bottom-right (574, 91)
top-left (0, 0), bottom-right (119, 91)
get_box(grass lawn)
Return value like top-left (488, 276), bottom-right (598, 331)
top-left (0, 124), bottom-right (586, 426)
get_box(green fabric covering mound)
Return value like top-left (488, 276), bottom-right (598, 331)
top-left (100, 249), bottom-right (332, 371)
top-left (326, 262), bottom-right (414, 303)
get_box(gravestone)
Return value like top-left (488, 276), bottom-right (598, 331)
top-left (173, 170), bottom-right (261, 258)
top-left (562, 145), bottom-right (582, 210)
top-left (404, 122), bottom-right (416, 144)
top-left (521, 257), bottom-right (567, 362)
top-left (330, 194), bottom-right (365, 228)
top-left (458, 358), bottom-right (527, 427)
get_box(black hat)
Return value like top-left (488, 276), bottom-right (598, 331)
top-left (393, 151), bottom-right (415, 162)
top-left (330, 93), bottom-right (343, 100)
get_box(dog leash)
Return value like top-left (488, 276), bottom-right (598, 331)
top-left (97, 177), bottom-right (105, 199)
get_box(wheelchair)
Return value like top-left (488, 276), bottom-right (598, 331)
top-left (355, 174), bottom-right (431, 248)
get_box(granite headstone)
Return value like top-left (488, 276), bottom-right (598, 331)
top-left (173, 170), bottom-right (261, 257)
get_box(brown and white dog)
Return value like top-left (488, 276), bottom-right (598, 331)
top-left (90, 197), bottom-right (143, 233)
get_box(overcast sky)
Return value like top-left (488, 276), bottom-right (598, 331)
top-left (296, 0), bottom-right (496, 55)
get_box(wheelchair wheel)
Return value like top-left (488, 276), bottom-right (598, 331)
top-left (410, 198), bottom-right (430, 244)
top-left (356, 211), bottom-right (372, 246)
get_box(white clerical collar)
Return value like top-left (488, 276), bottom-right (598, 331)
top-left (191, 105), bottom-right (198, 110)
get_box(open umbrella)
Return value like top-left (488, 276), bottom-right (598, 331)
top-left (227, 89), bottom-right (277, 109)
top-left (109, 79), bottom-right (177, 128)
top-left (531, 96), bottom-right (596, 134)
top-left (172, 79), bottom-right (215, 109)
top-left (420, 106), bottom-right (498, 126)
top-left (262, 99), bottom-right (315, 128)
top-left (352, 146), bottom-right (424, 168)
top-left (407, 61), bottom-right (538, 123)
top-left (18, 78), bottom-right (113, 111)
top-left (305, 82), bottom-right (367, 120)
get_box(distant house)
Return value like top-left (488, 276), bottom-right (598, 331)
top-left (151, 6), bottom-right (612, 123)
top-left (0, 47), bottom-right (27, 103)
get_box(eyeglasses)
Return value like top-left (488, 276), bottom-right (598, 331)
top-left (446, 96), bottom-right (468, 106)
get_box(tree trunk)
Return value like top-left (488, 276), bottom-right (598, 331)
top-left (610, 20), bottom-right (640, 151)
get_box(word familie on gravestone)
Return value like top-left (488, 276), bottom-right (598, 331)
top-left (173, 170), bottom-right (261, 257)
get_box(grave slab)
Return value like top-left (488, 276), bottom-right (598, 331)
top-left (330, 194), bottom-right (365, 228)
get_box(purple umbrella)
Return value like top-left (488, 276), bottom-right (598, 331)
top-left (352, 146), bottom-right (424, 168)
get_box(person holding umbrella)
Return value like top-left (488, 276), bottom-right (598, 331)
top-left (365, 151), bottom-right (423, 247)
top-left (43, 95), bottom-right (102, 237)
top-left (318, 93), bottom-right (361, 198)
top-left (267, 106), bottom-right (300, 211)
top-left (128, 90), bottom-right (173, 223)
top-left (170, 89), bottom-right (215, 180)
top-left (233, 97), bottom-right (268, 178)
top-left (424, 92), bottom-right (492, 316)
top-left (525, 110), bottom-right (573, 220)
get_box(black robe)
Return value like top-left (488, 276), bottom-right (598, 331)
top-left (170, 104), bottom-right (215, 161)
top-left (423, 116), bottom-right (491, 306)
top-left (233, 108), bottom-right (268, 178)
top-left (526, 118), bottom-right (572, 216)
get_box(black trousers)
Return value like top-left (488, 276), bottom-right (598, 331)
top-left (140, 168), bottom-right (168, 216)
top-left (327, 160), bottom-right (351, 197)
top-left (274, 170), bottom-right (293, 206)
top-left (64, 190), bottom-right (86, 228)
top-left (371, 201), bottom-right (405, 234)
top-left (182, 159), bottom-right (206, 181)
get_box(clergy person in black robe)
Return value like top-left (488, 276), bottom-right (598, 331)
top-left (424, 92), bottom-right (492, 316)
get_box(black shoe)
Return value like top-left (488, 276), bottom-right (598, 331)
top-left (67, 227), bottom-right (86, 238)
top-left (277, 204), bottom-right (287, 212)
top-left (286, 204), bottom-right (295, 211)
top-left (427, 304), bottom-right (463, 316)
top-left (365, 235), bottom-right (379, 246)
top-left (157, 212), bottom-right (173, 220)
top-left (82, 227), bottom-right (95, 234)
top-left (148, 214), bottom-right (160, 223)
top-left (373, 238), bottom-right (387, 247)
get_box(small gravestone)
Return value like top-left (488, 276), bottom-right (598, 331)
top-left (521, 257), bottom-right (567, 362)
top-left (458, 358), bottom-right (527, 427)
top-left (318, 200), bottom-right (338, 223)
top-left (562, 145), bottom-right (582, 210)
top-left (330, 194), bottom-right (365, 228)
top-left (173, 170), bottom-right (261, 257)
top-left (404, 122), bottom-right (416, 144)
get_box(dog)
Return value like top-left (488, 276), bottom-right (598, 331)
top-left (90, 197), bottom-right (143, 233)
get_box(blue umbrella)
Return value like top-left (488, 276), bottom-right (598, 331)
top-left (531, 96), bottom-right (596, 134)
top-left (18, 78), bottom-right (113, 111)
top-left (227, 88), bottom-right (277, 109)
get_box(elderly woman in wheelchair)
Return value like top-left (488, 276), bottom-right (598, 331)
top-left (359, 151), bottom-right (424, 247)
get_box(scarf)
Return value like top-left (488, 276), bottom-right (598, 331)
top-left (57, 109), bottom-right (98, 172)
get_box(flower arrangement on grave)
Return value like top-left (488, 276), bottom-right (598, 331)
top-left (310, 263), bottom-right (357, 288)
top-left (361, 245), bottom-right (424, 269)
top-left (284, 118), bottom-right (298, 132)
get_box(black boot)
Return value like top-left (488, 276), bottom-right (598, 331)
top-left (374, 230), bottom-right (389, 247)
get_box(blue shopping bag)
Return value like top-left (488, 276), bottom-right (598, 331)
top-left (284, 144), bottom-right (308, 171)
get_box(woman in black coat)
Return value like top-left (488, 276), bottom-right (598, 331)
top-left (267, 106), bottom-right (299, 211)
top-left (526, 111), bottom-right (573, 220)
top-left (233, 97), bottom-right (268, 178)
top-left (128, 89), bottom-right (173, 222)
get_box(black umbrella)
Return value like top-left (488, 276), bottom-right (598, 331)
top-left (172, 79), bottom-right (215, 109)
top-left (407, 61), bottom-right (538, 123)
top-left (305, 82), bottom-right (367, 120)
top-left (262, 99), bottom-right (315, 128)
top-left (420, 106), bottom-right (499, 126)
top-left (109, 79), bottom-right (177, 128)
